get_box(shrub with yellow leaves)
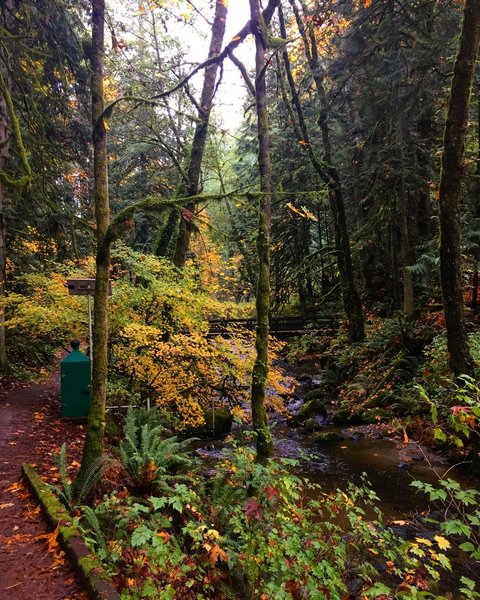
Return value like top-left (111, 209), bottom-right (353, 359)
top-left (112, 324), bottom-right (292, 430)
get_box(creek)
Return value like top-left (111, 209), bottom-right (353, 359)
top-left (198, 363), bottom-right (473, 521)
top-left (198, 420), bottom-right (451, 520)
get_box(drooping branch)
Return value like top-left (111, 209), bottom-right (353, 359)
top-left (0, 69), bottom-right (31, 188)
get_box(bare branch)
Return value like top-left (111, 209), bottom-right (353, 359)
top-left (228, 51), bottom-right (255, 97)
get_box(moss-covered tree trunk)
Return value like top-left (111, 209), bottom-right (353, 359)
top-left (0, 61), bottom-right (9, 374)
top-left (249, 0), bottom-right (277, 462)
top-left (76, 0), bottom-right (110, 485)
top-left (438, 0), bottom-right (480, 375)
top-left (171, 0), bottom-right (228, 268)
top-left (397, 133), bottom-right (415, 318)
top-left (0, 1), bottom-right (31, 373)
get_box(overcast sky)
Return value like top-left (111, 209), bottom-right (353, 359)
top-left (183, 0), bottom-right (255, 132)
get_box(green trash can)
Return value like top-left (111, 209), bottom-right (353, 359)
top-left (61, 340), bottom-right (91, 418)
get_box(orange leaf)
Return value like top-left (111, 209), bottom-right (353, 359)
top-left (206, 542), bottom-right (228, 563)
top-left (4, 482), bottom-right (23, 494)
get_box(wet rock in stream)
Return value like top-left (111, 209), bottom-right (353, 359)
top-left (297, 373), bottom-right (313, 383)
top-left (312, 431), bottom-right (344, 446)
top-left (302, 415), bottom-right (328, 432)
top-left (302, 387), bottom-right (331, 404)
top-left (294, 398), bottom-right (328, 422)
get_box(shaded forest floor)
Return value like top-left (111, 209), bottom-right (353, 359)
top-left (0, 375), bottom-right (87, 599)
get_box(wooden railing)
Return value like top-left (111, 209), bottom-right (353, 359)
top-left (207, 315), bottom-right (339, 337)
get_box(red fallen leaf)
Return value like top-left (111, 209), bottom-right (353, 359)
top-left (243, 498), bottom-right (263, 521)
top-left (285, 580), bottom-right (302, 599)
top-left (6, 533), bottom-right (33, 545)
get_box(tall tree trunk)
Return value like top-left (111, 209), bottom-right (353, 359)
top-left (471, 259), bottom-right (478, 309)
top-left (438, 0), bottom-right (480, 375)
top-left (0, 60), bottom-right (9, 374)
top-left (472, 77), bottom-right (480, 310)
top-left (173, 0), bottom-right (228, 268)
top-left (287, 0), bottom-right (365, 342)
top-left (249, 0), bottom-right (277, 462)
top-left (76, 0), bottom-right (110, 485)
top-left (397, 132), bottom-right (415, 317)
top-left (390, 222), bottom-right (401, 310)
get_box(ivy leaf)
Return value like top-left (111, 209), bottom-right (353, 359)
top-left (459, 541), bottom-right (475, 554)
top-left (150, 496), bottom-right (167, 511)
top-left (436, 553), bottom-right (451, 570)
top-left (203, 542), bottom-right (228, 563)
top-left (363, 582), bottom-right (391, 597)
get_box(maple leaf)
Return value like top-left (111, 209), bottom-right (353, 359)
top-left (204, 542), bottom-right (228, 563)
top-left (434, 535), bottom-right (451, 550)
top-left (265, 485), bottom-right (280, 501)
top-left (4, 482), bottom-right (23, 494)
top-left (415, 537), bottom-right (432, 547)
top-left (157, 531), bottom-right (171, 542)
top-left (243, 498), bottom-right (263, 521)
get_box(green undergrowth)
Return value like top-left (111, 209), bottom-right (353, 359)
top-left (44, 401), bottom-right (479, 600)
top-left (22, 463), bottom-right (119, 598)
top-left (72, 440), bottom-right (465, 599)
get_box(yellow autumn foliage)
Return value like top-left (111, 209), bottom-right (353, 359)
top-left (113, 323), bottom-right (292, 430)
top-left (4, 245), bottom-right (292, 429)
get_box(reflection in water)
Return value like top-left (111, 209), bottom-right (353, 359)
top-left (272, 427), bottom-right (454, 518)
top-left (198, 426), bottom-right (467, 520)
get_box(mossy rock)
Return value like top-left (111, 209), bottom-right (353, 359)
top-left (199, 408), bottom-right (233, 438)
top-left (313, 432), bottom-right (344, 445)
top-left (302, 388), bottom-right (329, 404)
top-left (302, 417), bottom-right (324, 432)
top-left (333, 408), bottom-right (360, 425)
top-left (296, 399), bottom-right (327, 422)
top-left (358, 408), bottom-right (390, 424)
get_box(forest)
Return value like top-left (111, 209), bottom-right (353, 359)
top-left (1, 0), bottom-right (480, 598)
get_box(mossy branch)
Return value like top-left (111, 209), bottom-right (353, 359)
top-left (0, 69), bottom-right (32, 189)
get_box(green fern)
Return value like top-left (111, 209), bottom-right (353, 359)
top-left (75, 455), bottom-right (105, 504)
top-left (52, 443), bottom-right (104, 507)
top-left (81, 505), bottom-right (108, 557)
top-left (208, 470), bottom-right (247, 534)
top-left (119, 407), bottom-right (197, 490)
top-left (53, 443), bottom-right (73, 507)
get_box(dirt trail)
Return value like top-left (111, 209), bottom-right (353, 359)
top-left (0, 377), bottom-right (87, 599)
